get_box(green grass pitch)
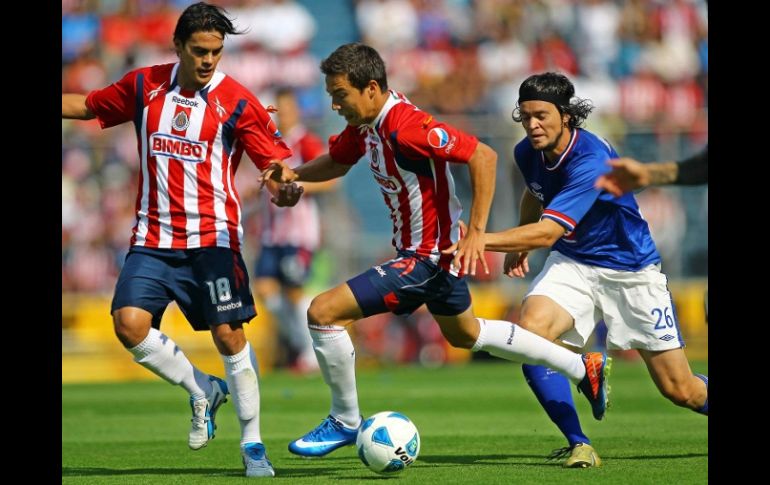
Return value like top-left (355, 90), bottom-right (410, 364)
top-left (63, 360), bottom-right (708, 484)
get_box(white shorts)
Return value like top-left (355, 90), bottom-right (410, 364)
top-left (526, 251), bottom-right (685, 351)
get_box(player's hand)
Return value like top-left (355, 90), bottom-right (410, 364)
top-left (260, 160), bottom-right (298, 190)
top-left (503, 251), bottom-right (529, 278)
top-left (595, 158), bottom-right (649, 196)
top-left (271, 183), bottom-right (304, 207)
top-left (441, 220), bottom-right (489, 276)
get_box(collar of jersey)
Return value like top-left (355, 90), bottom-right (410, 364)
top-left (541, 128), bottom-right (579, 171)
top-left (364, 90), bottom-right (402, 132)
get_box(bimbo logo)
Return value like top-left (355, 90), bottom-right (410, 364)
top-left (150, 133), bottom-right (207, 163)
top-left (427, 127), bottom-right (449, 149)
top-left (372, 170), bottom-right (401, 194)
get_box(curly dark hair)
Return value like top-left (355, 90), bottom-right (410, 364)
top-left (320, 43), bottom-right (388, 92)
top-left (512, 72), bottom-right (594, 129)
top-left (173, 2), bottom-right (243, 45)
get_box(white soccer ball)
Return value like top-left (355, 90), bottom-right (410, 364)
top-left (356, 411), bottom-right (420, 475)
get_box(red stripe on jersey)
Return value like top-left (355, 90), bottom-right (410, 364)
top-left (197, 147), bottom-right (217, 247)
top-left (415, 172), bottom-right (438, 257)
top-left (542, 209), bottom-right (577, 229)
top-left (432, 159), bottom-right (459, 273)
top-left (379, 130), bottom-right (412, 248)
top-left (144, 103), bottom-right (162, 246)
top-left (130, 151), bottom-right (144, 247)
top-left (220, 145), bottom-right (241, 249)
top-left (168, 104), bottom-right (191, 248)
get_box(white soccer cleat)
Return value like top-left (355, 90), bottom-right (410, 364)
top-left (188, 375), bottom-right (229, 450)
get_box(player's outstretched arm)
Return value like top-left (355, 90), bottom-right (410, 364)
top-left (263, 153), bottom-right (351, 186)
top-left (452, 142), bottom-right (497, 275)
top-left (484, 218), bottom-right (565, 253)
top-left (62, 94), bottom-right (95, 120)
top-left (500, 191), bottom-right (541, 278)
top-left (595, 158), bottom-right (678, 196)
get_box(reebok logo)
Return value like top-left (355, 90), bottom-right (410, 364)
top-left (173, 95), bottom-right (199, 108)
top-left (216, 301), bottom-right (243, 312)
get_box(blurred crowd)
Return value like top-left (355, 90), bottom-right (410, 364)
top-left (62, 0), bottom-right (708, 293)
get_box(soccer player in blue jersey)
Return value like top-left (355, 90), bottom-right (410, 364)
top-left (445, 72), bottom-right (708, 468)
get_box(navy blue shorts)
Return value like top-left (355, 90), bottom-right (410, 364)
top-left (111, 247), bottom-right (257, 331)
top-left (254, 245), bottom-right (313, 287)
top-left (347, 251), bottom-right (472, 317)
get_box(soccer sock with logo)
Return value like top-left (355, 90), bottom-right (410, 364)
top-left (471, 319), bottom-right (585, 382)
top-left (694, 374), bottom-right (708, 416)
top-left (310, 324), bottom-right (361, 428)
top-left (222, 341), bottom-right (263, 445)
top-left (523, 364), bottom-right (590, 447)
top-left (128, 327), bottom-right (211, 401)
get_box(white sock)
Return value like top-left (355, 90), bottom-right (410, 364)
top-left (128, 327), bottom-right (211, 400)
top-left (310, 324), bottom-right (361, 428)
top-left (222, 342), bottom-right (262, 446)
top-left (471, 318), bottom-right (585, 382)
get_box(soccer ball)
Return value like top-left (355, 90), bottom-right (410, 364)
top-left (356, 411), bottom-right (420, 474)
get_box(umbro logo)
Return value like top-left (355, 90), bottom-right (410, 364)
top-left (659, 334), bottom-right (675, 341)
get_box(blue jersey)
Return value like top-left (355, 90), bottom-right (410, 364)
top-left (514, 128), bottom-right (660, 271)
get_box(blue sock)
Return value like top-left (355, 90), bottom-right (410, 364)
top-left (523, 364), bottom-right (589, 447)
top-left (695, 374), bottom-right (708, 415)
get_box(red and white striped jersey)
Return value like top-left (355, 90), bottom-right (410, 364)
top-left (259, 125), bottom-right (325, 250)
top-left (86, 63), bottom-right (292, 252)
top-left (329, 91), bottom-right (478, 274)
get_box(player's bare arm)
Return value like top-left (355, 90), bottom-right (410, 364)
top-left (294, 153), bottom-right (353, 182)
top-left (263, 153), bottom-right (351, 186)
top-left (595, 158), bottom-right (678, 196)
top-left (484, 217), bottom-right (565, 253)
top-left (503, 190), bottom-right (544, 278)
top-left (299, 178), bottom-right (339, 195)
top-left (62, 94), bottom-right (95, 120)
top-left (445, 142), bottom-right (497, 275)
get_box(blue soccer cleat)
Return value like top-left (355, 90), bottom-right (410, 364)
top-left (288, 415), bottom-right (360, 457)
top-left (242, 442), bottom-right (275, 477)
top-left (576, 352), bottom-right (612, 420)
top-left (188, 375), bottom-right (229, 450)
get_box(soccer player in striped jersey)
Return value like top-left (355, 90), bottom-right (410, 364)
top-left (453, 72), bottom-right (708, 467)
top-left (265, 43), bottom-right (612, 459)
top-left (61, 2), bottom-right (300, 477)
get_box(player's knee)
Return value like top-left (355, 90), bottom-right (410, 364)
top-left (211, 325), bottom-right (246, 355)
top-left (307, 295), bottom-right (335, 326)
top-left (518, 316), bottom-right (559, 341)
top-left (112, 311), bottom-right (150, 348)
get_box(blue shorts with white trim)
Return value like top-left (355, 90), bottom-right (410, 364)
top-left (346, 250), bottom-right (471, 317)
top-left (111, 246), bottom-right (256, 331)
